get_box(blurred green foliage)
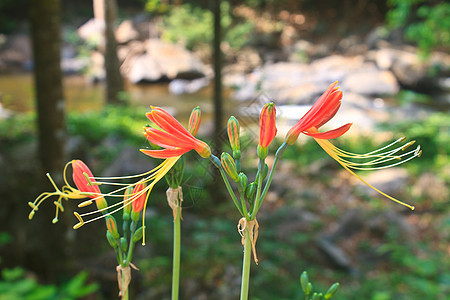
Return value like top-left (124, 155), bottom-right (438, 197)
top-left (0, 268), bottom-right (98, 300)
top-left (152, 2), bottom-right (255, 50)
top-left (387, 0), bottom-right (450, 54)
top-left (0, 232), bottom-right (97, 300)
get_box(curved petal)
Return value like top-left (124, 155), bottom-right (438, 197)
top-left (140, 148), bottom-right (190, 159)
top-left (144, 127), bottom-right (195, 149)
top-left (146, 108), bottom-right (194, 140)
top-left (304, 123), bottom-right (352, 140)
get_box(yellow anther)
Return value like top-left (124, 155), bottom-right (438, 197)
top-left (78, 200), bottom-right (94, 208)
top-left (74, 211), bottom-right (84, 223)
top-left (28, 210), bottom-right (35, 220)
top-left (28, 202), bottom-right (39, 211)
top-left (418, 150), bottom-right (422, 158)
top-left (402, 141), bottom-right (416, 151)
top-left (53, 201), bottom-right (64, 212)
top-left (73, 222), bottom-right (84, 229)
top-left (411, 206), bottom-right (415, 210)
top-left (73, 212), bottom-right (85, 229)
top-left (79, 192), bottom-right (96, 197)
top-left (52, 217), bottom-right (59, 224)
top-left (398, 137), bottom-right (406, 142)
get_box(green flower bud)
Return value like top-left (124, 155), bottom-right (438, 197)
top-left (324, 283), bottom-right (339, 299)
top-left (221, 152), bottom-right (239, 182)
top-left (123, 186), bottom-right (133, 221)
top-left (300, 271), bottom-right (309, 295)
top-left (120, 237), bottom-right (128, 253)
top-left (312, 292), bottom-right (322, 300)
top-left (106, 215), bottom-right (120, 239)
top-left (239, 172), bottom-right (248, 193)
top-left (246, 182), bottom-right (256, 204)
top-left (133, 226), bottom-right (144, 243)
top-left (188, 106), bottom-right (201, 136)
top-left (227, 116), bottom-right (241, 159)
top-left (106, 231), bottom-right (117, 248)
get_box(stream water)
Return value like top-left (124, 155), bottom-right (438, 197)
top-left (0, 73), bottom-right (239, 119)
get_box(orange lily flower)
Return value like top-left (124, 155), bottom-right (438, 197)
top-left (285, 82), bottom-right (352, 145)
top-left (141, 106), bottom-right (211, 159)
top-left (285, 82), bottom-right (421, 210)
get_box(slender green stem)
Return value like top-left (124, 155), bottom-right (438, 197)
top-left (237, 185), bottom-right (250, 219)
top-left (124, 238), bottom-right (135, 266)
top-left (209, 155), bottom-right (244, 216)
top-left (172, 206), bottom-right (181, 300)
top-left (240, 227), bottom-right (252, 300)
top-left (251, 142), bottom-right (288, 218)
top-left (250, 159), bottom-right (265, 218)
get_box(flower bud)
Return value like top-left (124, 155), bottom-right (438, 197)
top-left (106, 215), bottom-right (119, 239)
top-left (123, 186), bottom-right (133, 221)
top-left (311, 292), bottom-right (322, 300)
top-left (238, 172), bottom-right (248, 194)
top-left (106, 231), bottom-right (117, 248)
top-left (188, 106), bottom-right (201, 136)
top-left (131, 182), bottom-right (147, 222)
top-left (221, 152), bottom-right (239, 182)
top-left (227, 116), bottom-right (241, 159)
top-left (133, 226), bottom-right (144, 243)
top-left (120, 237), bottom-right (128, 253)
top-left (246, 182), bottom-right (256, 204)
top-left (300, 271), bottom-right (309, 295)
top-left (259, 103), bottom-right (277, 148)
top-left (324, 283), bottom-right (339, 299)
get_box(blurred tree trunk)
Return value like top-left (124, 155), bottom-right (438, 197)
top-left (104, 0), bottom-right (125, 104)
top-left (28, 0), bottom-right (68, 279)
top-left (212, 0), bottom-right (223, 151)
top-left (29, 0), bottom-right (66, 176)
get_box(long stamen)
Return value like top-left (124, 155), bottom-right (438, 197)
top-left (314, 138), bottom-right (416, 210)
top-left (341, 146), bottom-right (420, 168)
top-left (73, 157), bottom-right (180, 234)
top-left (329, 136), bottom-right (407, 157)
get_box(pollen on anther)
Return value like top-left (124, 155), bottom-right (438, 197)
top-left (52, 217), bottom-right (59, 224)
top-left (78, 200), bottom-right (93, 207)
top-left (418, 150), bottom-right (422, 158)
top-left (28, 202), bottom-right (38, 211)
top-left (28, 210), bottom-right (35, 220)
top-left (73, 222), bottom-right (84, 229)
top-left (53, 201), bottom-right (64, 212)
top-left (402, 141), bottom-right (416, 151)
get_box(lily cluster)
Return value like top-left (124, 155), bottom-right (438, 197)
top-left (29, 81), bottom-right (421, 300)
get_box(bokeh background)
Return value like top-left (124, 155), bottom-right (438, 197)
top-left (0, 0), bottom-right (449, 299)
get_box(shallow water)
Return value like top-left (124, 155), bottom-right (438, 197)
top-left (0, 73), bottom-right (239, 119)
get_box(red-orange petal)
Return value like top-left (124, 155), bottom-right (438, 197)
top-left (144, 127), bottom-right (195, 149)
top-left (72, 160), bottom-right (101, 197)
top-left (304, 123), bottom-right (352, 139)
top-left (140, 148), bottom-right (189, 159)
top-left (132, 182), bottom-right (147, 213)
top-left (259, 103), bottom-right (277, 148)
